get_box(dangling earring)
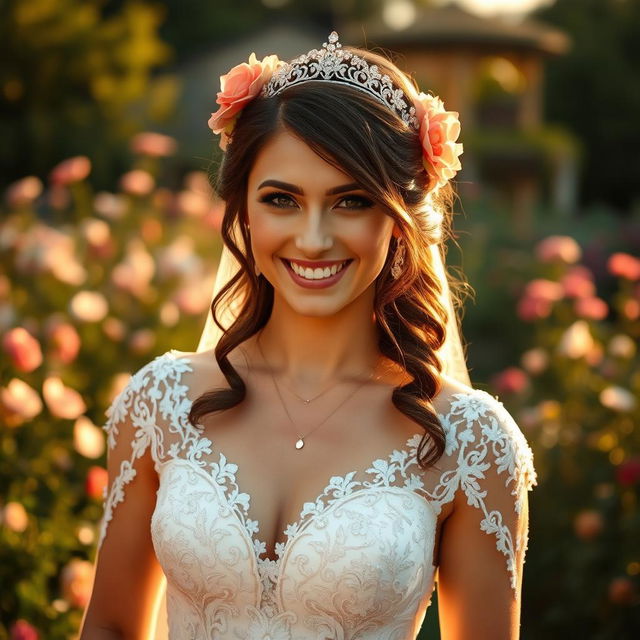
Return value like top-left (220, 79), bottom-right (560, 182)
top-left (391, 236), bottom-right (405, 280)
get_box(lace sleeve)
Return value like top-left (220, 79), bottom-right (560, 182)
top-left (444, 391), bottom-right (538, 596)
top-left (96, 355), bottom-right (170, 551)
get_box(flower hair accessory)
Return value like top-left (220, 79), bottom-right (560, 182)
top-left (208, 52), bottom-right (283, 151)
top-left (414, 92), bottom-right (463, 190)
top-left (207, 32), bottom-right (463, 190)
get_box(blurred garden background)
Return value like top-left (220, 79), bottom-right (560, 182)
top-left (1, 0), bottom-right (639, 638)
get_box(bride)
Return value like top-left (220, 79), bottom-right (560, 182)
top-left (80, 32), bottom-right (537, 640)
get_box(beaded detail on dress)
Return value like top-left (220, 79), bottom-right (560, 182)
top-left (98, 350), bottom-right (537, 640)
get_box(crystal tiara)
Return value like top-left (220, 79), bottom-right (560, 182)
top-left (261, 31), bottom-right (420, 132)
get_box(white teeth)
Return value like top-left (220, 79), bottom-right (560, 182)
top-left (290, 260), bottom-right (348, 280)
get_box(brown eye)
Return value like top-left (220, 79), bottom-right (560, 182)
top-left (259, 192), bottom-right (296, 208)
top-left (336, 195), bottom-right (373, 209)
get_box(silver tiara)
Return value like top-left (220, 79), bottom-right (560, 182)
top-left (261, 31), bottom-right (420, 132)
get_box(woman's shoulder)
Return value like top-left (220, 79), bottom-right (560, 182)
top-left (433, 373), bottom-right (537, 493)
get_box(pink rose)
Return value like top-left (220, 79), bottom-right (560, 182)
top-left (574, 296), bottom-right (608, 320)
top-left (60, 558), bottom-right (94, 608)
top-left (516, 296), bottom-right (552, 322)
top-left (573, 509), bottom-right (603, 541)
top-left (535, 235), bottom-right (582, 264)
top-left (491, 367), bottom-right (529, 394)
top-left (623, 298), bottom-right (640, 320)
top-left (523, 279), bottom-right (564, 302)
top-left (608, 577), bottom-right (637, 605)
top-left (5, 177), bottom-right (43, 208)
top-left (131, 132), bottom-right (177, 157)
top-left (615, 457), bottom-right (640, 487)
top-left (2, 327), bottom-right (43, 372)
top-left (414, 92), bottom-right (463, 191)
top-left (42, 376), bottom-right (87, 419)
top-left (120, 169), bottom-right (155, 196)
top-left (46, 321), bottom-right (81, 364)
top-left (561, 265), bottom-right (595, 298)
top-left (9, 619), bottom-right (39, 640)
top-left (607, 252), bottom-right (640, 280)
top-left (208, 53), bottom-right (283, 150)
top-left (85, 466), bottom-right (109, 500)
top-left (49, 156), bottom-right (91, 186)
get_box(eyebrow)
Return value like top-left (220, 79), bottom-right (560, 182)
top-left (257, 179), bottom-right (362, 196)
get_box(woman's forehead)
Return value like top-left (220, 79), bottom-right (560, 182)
top-left (249, 130), bottom-right (355, 188)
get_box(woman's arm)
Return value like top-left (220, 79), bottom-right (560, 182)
top-left (79, 363), bottom-right (166, 639)
top-left (436, 396), bottom-right (536, 639)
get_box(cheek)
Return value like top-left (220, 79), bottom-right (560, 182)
top-left (353, 221), bottom-right (394, 267)
top-left (247, 210), bottom-right (282, 253)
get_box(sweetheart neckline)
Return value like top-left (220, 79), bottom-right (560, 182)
top-left (162, 349), bottom-right (487, 571)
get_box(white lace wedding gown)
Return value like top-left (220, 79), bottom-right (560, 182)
top-left (97, 349), bottom-right (537, 639)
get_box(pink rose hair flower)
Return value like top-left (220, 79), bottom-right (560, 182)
top-left (414, 92), bottom-right (464, 191)
top-left (208, 53), bottom-right (283, 151)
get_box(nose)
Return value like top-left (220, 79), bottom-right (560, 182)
top-left (294, 210), bottom-right (333, 253)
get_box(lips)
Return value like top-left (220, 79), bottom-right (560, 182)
top-left (280, 257), bottom-right (353, 288)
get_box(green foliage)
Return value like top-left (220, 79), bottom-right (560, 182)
top-left (532, 0), bottom-right (640, 211)
top-left (0, 0), bottom-right (175, 189)
top-left (451, 196), bottom-right (640, 638)
top-left (0, 142), bottom-right (221, 638)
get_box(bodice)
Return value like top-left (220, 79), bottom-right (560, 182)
top-left (98, 350), bottom-right (538, 639)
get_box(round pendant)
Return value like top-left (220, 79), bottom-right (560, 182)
top-left (295, 438), bottom-right (305, 450)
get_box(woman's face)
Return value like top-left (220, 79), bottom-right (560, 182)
top-left (246, 128), bottom-right (398, 317)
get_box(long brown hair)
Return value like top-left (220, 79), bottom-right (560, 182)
top-left (188, 46), bottom-right (471, 470)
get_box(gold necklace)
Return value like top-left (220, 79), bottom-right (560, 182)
top-left (255, 331), bottom-right (374, 449)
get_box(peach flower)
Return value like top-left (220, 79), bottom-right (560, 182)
top-left (516, 296), bottom-right (550, 321)
top-left (607, 252), bottom-right (640, 280)
top-left (573, 509), bottom-right (603, 541)
top-left (208, 53), bottom-right (283, 150)
top-left (60, 558), bottom-right (95, 608)
top-left (9, 619), bottom-right (39, 640)
top-left (599, 385), bottom-right (636, 412)
top-left (557, 320), bottom-right (594, 359)
top-left (2, 327), bottom-right (43, 372)
top-left (85, 466), bottom-right (108, 501)
top-left (1, 378), bottom-right (43, 424)
top-left (69, 291), bottom-right (109, 323)
top-left (42, 376), bottom-right (87, 419)
top-left (46, 321), bottom-right (81, 364)
top-left (74, 416), bottom-right (105, 459)
top-left (520, 348), bottom-right (549, 375)
top-left (130, 132), bottom-right (177, 157)
top-left (49, 156), bottom-right (91, 186)
top-left (608, 577), bottom-right (637, 605)
top-left (5, 176), bottom-right (43, 208)
top-left (2, 501), bottom-right (29, 532)
top-left (491, 367), bottom-right (529, 394)
top-left (413, 92), bottom-right (463, 191)
top-left (523, 279), bottom-right (564, 302)
top-left (561, 265), bottom-right (595, 298)
top-left (574, 296), bottom-right (608, 320)
top-left (120, 169), bottom-right (155, 196)
top-left (535, 235), bottom-right (581, 264)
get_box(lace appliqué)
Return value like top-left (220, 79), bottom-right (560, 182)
top-left (428, 391), bottom-right (538, 592)
top-left (97, 352), bottom-right (198, 550)
top-left (99, 348), bottom-right (538, 637)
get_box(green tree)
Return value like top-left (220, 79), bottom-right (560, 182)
top-left (0, 0), bottom-right (174, 189)
top-left (532, 0), bottom-right (640, 212)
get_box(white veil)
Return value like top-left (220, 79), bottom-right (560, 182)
top-left (195, 219), bottom-right (471, 387)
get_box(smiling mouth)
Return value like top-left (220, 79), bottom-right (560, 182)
top-left (281, 258), bottom-right (353, 280)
